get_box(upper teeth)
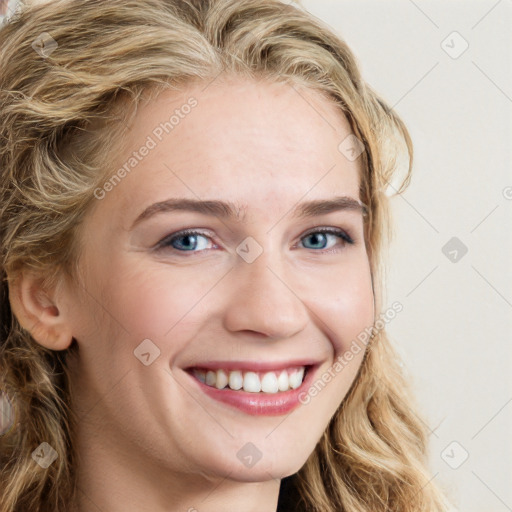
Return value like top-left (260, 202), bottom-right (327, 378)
top-left (192, 367), bottom-right (306, 393)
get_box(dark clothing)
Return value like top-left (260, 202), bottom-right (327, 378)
top-left (277, 475), bottom-right (299, 512)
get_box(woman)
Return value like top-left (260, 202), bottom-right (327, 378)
top-left (0, 0), bottom-right (451, 510)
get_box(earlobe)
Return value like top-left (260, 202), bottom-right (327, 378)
top-left (7, 271), bottom-right (74, 351)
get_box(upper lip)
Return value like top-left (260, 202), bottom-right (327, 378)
top-left (185, 359), bottom-right (320, 372)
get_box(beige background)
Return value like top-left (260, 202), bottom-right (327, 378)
top-left (298, 1), bottom-right (512, 511)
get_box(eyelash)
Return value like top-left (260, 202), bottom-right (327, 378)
top-left (154, 227), bottom-right (355, 256)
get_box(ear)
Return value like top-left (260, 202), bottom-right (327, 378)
top-left (8, 270), bottom-right (74, 351)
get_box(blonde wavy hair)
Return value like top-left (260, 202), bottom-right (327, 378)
top-left (0, 0), bottom-right (450, 510)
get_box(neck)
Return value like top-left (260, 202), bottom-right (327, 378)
top-left (70, 416), bottom-right (281, 512)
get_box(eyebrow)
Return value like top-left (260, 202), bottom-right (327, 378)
top-left (130, 195), bottom-right (368, 229)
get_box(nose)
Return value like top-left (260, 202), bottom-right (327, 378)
top-left (222, 250), bottom-right (309, 340)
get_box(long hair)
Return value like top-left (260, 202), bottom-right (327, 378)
top-left (0, 0), bottom-right (450, 510)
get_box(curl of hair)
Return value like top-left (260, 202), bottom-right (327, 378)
top-left (0, 1), bottom-right (450, 510)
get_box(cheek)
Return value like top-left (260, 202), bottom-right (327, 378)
top-left (297, 254), bottom-right (375, 355)
top-left (326, 274), bottom-right (374, 356)
top-left (91, 260), bottom-right (219, 345)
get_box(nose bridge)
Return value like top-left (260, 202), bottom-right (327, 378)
top-left (222, 241), bottom-right (309, 339)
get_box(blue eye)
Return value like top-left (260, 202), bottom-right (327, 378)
top-left (160, 230), bottom-right (212, 252)
top-left (155, 227), bottom-right (354, 255)
top-left (300, 228), bottom-right (354, 252)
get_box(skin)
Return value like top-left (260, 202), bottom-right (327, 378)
top-left (9, 75), bottom-right (375, 512)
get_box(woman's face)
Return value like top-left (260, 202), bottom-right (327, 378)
top-left (64, 76), bottom-right (374, 483)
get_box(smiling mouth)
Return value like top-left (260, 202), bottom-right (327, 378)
top-left (187, 365), bottom-right (310, 394)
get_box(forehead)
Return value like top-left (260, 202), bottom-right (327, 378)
top-left (99, 77), bottom-right (363, 224)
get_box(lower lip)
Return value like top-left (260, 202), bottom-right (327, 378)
top-left (184, 365), bottom-right (318, 416)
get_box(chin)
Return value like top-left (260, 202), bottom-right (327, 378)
top-left (237, 452), bottom-right (309, 481)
